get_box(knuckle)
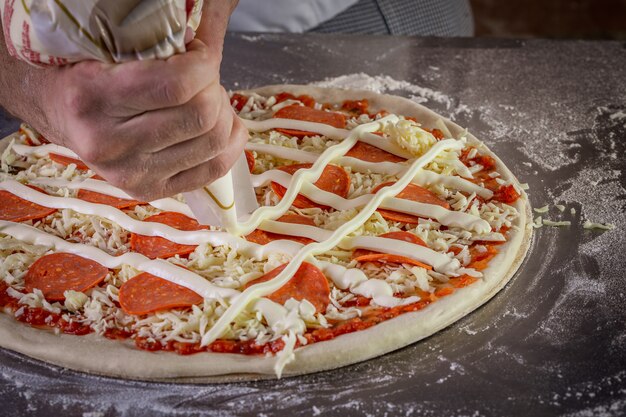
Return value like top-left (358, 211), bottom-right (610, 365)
top-left (158, 78), bottom-right (190, 106)
top-left (136, 153), bottom-right (153, 175)
top-left (189, 90), bottom-right (218, 134)
top-left (162, 178), bottom-right (184, 197)
top-left (123, 179), bottom-right (153, 201)
top-left (64, 85), bottom-right (91, 117)
top-left (101, 169), bottom-right (127, 189)
top-left (210, 155), bottom-right (230, 179)
top-left (198, 133), bottom-right (228, 161)
top-left (62, 70), bottom-right (104, 116)
top-left (131, 188), bottom-right (155, 202)
top-left (76, 136), bottom-right (106, 163)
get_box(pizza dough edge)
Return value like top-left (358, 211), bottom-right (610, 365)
top-left (0, 85), bottom-right (533, 383)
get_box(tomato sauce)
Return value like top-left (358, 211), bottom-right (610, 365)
top-left (15, 306), bottom-right (91, 335)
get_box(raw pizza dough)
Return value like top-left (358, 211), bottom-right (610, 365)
top-left (0, 85), bottom-right (533, 382)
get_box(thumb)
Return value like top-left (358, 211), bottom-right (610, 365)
top-left (194, 1), bottom-right (235, 58)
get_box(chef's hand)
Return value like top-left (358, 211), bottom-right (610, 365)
top-left (39, 38), bottom-right (247, 201)
top-left (0, 0), bottom-right (245, 202)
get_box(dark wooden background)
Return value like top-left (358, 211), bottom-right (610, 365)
top-left (471, 0), bottom-right (626, 39)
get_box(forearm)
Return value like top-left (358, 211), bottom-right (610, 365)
top-left (0, 31), bottom-right (52, 132)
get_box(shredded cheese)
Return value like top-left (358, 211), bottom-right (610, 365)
top-left (583, 221), bottom-right (615, 230)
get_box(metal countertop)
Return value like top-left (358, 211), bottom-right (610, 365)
top-left (1, 33), bottom-right (625, 417)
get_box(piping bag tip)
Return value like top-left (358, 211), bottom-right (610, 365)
top-left (183, 152), bottom-right (258, 234)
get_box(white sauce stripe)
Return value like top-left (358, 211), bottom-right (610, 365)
top-left (243, 118), bottom-right (348, 140)
top-left (341, 236), bottom-right (457, 272)
top-left (358, 131), bottom-right (413, 159)
top-left (30, 177), bottom-right (195, 218)
top-left (245, 118), bottom-right (412, 159)
top-left (316, 260), bottom-right (419, 307)
top-left (245, 143), bottom-right (318, 163)
top-left (235, 116), bottom-right (400, 236)
top-left (246, 142), bottom-right (492, 198)
top-left (260, 221), bottom-right (458, 273)
top-left (413, 170), bottom-right (493, 199)
top-left (0, 179), bottom-right (221, 245)
top-left (2, 179), bottom-right (461, 267)
top-left (12, 143), bottom-right (79, 159)
top-left (0, 221), bottom-right (239, 299)
top-left (264, 174), bottom-right (491, 233)
top-left (1, 179), bottom-right (322, 261)
top-left (258, 220), bottom-right (333, 242)
top-left (200, 136), bottom-right (462, 347)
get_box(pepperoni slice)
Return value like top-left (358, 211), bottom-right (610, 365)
top-left (245, 150), bottom-right (255, 172)
top-left (24, 253), bottom-right (109, 301)
top-left (49, 153), bottom-right (90, 171)
top-left (49, 153), bottom-right (103, 179)
top-left (274, 93), bottom-right (316, 108)
top-left (274, 92), bottom-right (296, 104)
top-left (77, 189), bottom-right (143, 210)
top-left (246, 214), bottom-right (316, 245)
top-left (342, 99), bottom-right (369, 115)
top-left (118, 272), bottom-right (203, 315)
top-left (21, 130), bottom-right (50, 146)
top-left (0, 190), bottom-right (56, 222)
top-left (274, 104), bottom-right (346, 138)
top-left (352, 231), bottom-right (431, 269)
top-left (355, 253), bottom-right (432, 270)
top-left (345, 141), bottom-right (407, 163)
top-left (372, 182), bottom-right (450, 224)
top-left (276, 214), bottom-right (316, 226)
top-left (245, 262), bottom-right (330, 313)
top-left (271, 163), bottom-right (350, 209)
top-left (130, 212), bottom-right (206, 259)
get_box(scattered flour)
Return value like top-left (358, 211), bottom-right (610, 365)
top-left (240, 34), bottom-right (263, 43)
top-left (313, 73), bottom-right (456, 110)
top-left (608, 109), bottom-right (626, 128)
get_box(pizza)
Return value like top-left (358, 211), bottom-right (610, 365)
top-left (0, 85), bottom-right (532, 382)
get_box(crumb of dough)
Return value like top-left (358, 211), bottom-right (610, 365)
top-left (534, 205), bottom-right (549, 214)
top-left (555, 204), bottom-right (566, 212)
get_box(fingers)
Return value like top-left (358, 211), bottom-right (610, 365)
top-left (102, 90), bottom-right (249, 201)
top-left (145, 100), bottom-right (233, 177)
top-left (162, 110), bottom-right (248, 197)
top-left (119, 83), bottom-right (223, 153)
top-left (104, 40), bottom-right (220, 114)
top-left (73, 66), bottom-right (225, 163)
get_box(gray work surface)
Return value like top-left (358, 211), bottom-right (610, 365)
top-left (1, 33), bottom-right (625, 417)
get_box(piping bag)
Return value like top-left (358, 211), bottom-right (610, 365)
top-left (2, 0), bottom-right (258, 232)
top-left (183, 155), bottom-right (258, 232)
